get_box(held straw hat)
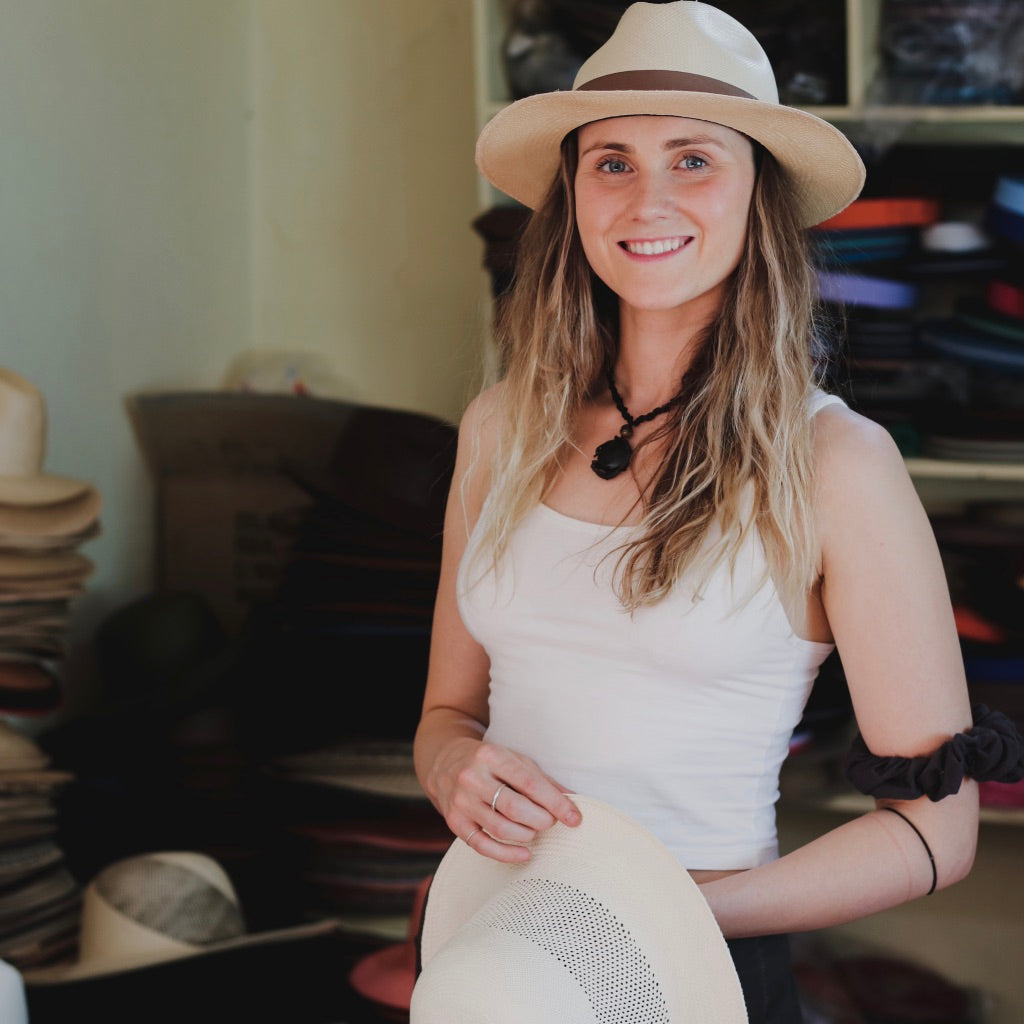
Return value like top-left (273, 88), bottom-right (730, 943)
top-left (410, 794), bottom-right (748, 1023)
top-left (475, 0), bottom-right (866, 227)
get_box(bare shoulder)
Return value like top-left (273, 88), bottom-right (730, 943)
top-left (450, 383), bottom-right (506, 531)
top-left (810, 401), bottom-right (932, 561)
top-left (460, 381), bottom-right (503, 435)
top-left (812, 401), bottom-right (911, 499)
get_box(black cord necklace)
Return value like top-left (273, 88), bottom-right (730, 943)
top-left (590, 369), bottom-right (686, 480)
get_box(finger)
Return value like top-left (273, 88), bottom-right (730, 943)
top-left (468, 828), bottom-right (532, 864)
top-left (495, 775), bottom-right (582, 830)
top-left (483, 806), bottom-right (540, 846)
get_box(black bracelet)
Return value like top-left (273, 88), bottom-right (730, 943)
top-left (883, 806), bottom-right (937, 896)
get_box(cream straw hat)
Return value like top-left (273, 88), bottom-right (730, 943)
top-left (475, 0), bottom-right (865, 227)
top-left (0, 369), bottom-right (93, 507)
top-left (410, 794), bottom-right (748, 1023)
top-left (21, 850), bottom-right (342, 984)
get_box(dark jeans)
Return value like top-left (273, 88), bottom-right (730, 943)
top-left (726, 934), bottom-right (804, 1024)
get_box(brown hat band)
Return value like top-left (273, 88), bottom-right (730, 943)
top-left (578, 70), bottom-right (755, 99)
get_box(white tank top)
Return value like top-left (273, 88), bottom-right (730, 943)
top-left (456, 390), bottom-right (844, 869)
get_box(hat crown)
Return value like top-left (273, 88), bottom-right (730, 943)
top-left (413, 795), bottom-right (748, 1022)
top-left (78, 852), bottom-right (246, 967)
top-left (574, 1), bottom-right (779, 103)
top-left (0, 369), bottom-right (46, 478)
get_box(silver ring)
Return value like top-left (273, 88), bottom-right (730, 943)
top-left (490, 783), bottom-right (507, 812)
top-left (465, 827), bottom-right (482, 845)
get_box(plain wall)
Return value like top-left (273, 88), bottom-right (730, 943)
top-left (0, 0), bottom-right (485, 723)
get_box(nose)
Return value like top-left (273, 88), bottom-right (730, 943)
top-left (627, 169), bottom-right (671, 220)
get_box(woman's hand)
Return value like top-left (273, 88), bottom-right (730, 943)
top-left (429, 735), bottom-right (582, 863)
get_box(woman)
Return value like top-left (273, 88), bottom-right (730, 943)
top-left (413, 3), bottom-right (1012, 1019)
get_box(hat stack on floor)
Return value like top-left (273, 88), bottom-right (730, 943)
top-left (0, 720), bottom-right (80, 974)
top-left (0, 367), bottom-right (101, 719)
top-left (263, 739), bottom-right (451, 960)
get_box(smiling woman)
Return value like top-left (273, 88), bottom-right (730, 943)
top-left (574, 117), bottom-right (756, 325)
top-left (409, 3), bottom-right (1022, 1023)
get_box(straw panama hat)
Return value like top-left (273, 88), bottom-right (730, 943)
top-left (475, 0), bottom-right (866, 228)
top-left (21, 850), bottom-right (341, 984)
top-left (0, 368), bottom-right (93, 507)
top-left (410, 794), bottom-right (748, 1023)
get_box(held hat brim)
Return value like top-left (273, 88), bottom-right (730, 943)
top-left (476, 90), bottom-right (865, 228)
top-left (412, 794), bottom-right (748, 1023)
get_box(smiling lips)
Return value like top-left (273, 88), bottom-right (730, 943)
top-left (621, 237), bottom-right (690, 255)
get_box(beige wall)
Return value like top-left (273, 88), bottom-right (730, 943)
top-left (249, 0), bottom-right (485, 417)
top-left (0, 0), bottom-right (486, 716)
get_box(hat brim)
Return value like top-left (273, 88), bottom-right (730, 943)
top-left (415, 793), bottom-right (747, 1021)
top-left (0, 488), bottom-right (101, 538)
top-left (22, 918), bottom-right (356, 1024)
top-left (349, 940), bottom-right (417, 1011)
top-left (0, 475), bottom-right (92, 508)
top-left (21, 917), bottom-right (342, 985)
top-left (476, 90), bottom-right (865, 228)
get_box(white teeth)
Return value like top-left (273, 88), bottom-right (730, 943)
top-left (625, 238), bottom-right (683, 255)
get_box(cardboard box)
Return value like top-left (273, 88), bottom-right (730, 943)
top-left (128, 391), bottom-right (456, 636)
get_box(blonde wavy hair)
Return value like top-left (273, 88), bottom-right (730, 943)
top-left (471, 134), bottom-right (834, 612)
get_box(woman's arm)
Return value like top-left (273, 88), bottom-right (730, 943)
top-left (700, 405), bottom-right (978, 937)
top-left (413, 387), bottom-right (581, 863)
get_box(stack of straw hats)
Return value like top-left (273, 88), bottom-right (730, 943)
top-left (0, 368), bottom-right (101, 718)
top-left (0, 719), bottom-right (80, 973)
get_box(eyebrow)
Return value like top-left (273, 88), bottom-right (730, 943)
top-left (579, 134), bottom-right (730, 158)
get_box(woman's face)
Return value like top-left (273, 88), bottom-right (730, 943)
top-left (574, 115), bottom-right (756, 322)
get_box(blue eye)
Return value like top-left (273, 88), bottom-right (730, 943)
top-left (596, 157), bottom-right (629, 173)
top-left (681, 155), bottom-right (707, 169)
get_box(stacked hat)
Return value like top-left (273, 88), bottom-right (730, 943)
top-left (0, 720), bottom-right (80, 973)
top-left (20, 849), bottom-right (355, 1024)
top-left (917, 175), bottom-right (1024, 381)
top-left (0, 368), bottom-right (101, 717)
top-left (811, 195), bottom-right (984, 454)
top-left (349, 872), bottom-right (433, 1023)
top-left (930, 499), bottom-right (1024, 812)
top-left (263, 740), bottom-right (451, 947)
top-left (912, 175), bottom-right (1024, 461)
top-left (814, 195), bottom-right (942, 362)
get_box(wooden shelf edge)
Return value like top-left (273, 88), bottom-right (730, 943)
top-left (905, 458), bottom-right (1024, 483)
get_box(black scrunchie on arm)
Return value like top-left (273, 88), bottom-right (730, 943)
top-left (845, 703), bottom-right (1024, 801)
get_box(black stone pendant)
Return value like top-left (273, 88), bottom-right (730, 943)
top-left (591, 434), bottom-right (633, 479)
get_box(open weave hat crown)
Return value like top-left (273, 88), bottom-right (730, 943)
top-left (476, 0), bottom-right (865, 227)
top-left (22, 850), bottom-right (341, 984)
top-left (410, 794), bottom-right (748, 1023)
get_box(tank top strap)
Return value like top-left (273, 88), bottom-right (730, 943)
top-left (807, 387), bottom-right (848, 417)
